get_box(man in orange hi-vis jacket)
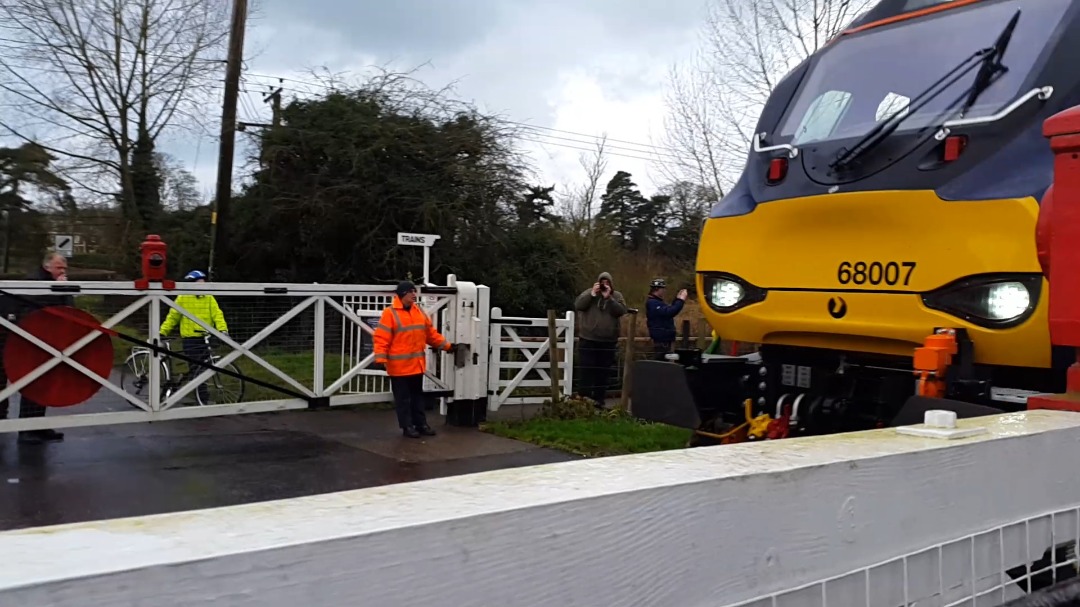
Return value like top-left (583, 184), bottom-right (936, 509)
top-left (373, 281), bottom-right (462, 438)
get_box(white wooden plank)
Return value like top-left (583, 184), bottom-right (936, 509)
top-left (3, 411), bottom-right (1080, 605)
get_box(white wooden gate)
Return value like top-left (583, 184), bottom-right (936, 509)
top-left (0, 278), bottom-right (475, 433)
top-left (0, 275), bottom-right (564, 432)
top-left (487, 307), bottom-right (575, 409)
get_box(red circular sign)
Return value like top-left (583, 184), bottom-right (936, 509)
top-left (4, 306), bottom-right (114, 407)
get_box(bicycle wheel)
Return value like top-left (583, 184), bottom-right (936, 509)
top-left (119, 350), bottom-right (170, 410)
top-left (197, 360), bottom-right (245, 406)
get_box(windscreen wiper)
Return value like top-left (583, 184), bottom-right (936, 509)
top-left (830, 9), bottom-right (1021, 172)
top-left (959, 8), bottom-right (1019, 117)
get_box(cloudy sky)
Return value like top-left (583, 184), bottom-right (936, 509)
top-left (157, 0), bottom-right (709, 202)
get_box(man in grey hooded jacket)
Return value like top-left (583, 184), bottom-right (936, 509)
top-left (573, 271), bottom-right (627, 406)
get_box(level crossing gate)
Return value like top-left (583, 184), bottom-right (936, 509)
top-left (0, 275), bottom-right (574, 433)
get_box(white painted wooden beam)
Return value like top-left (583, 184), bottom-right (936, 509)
top-left (3, 410), bottom-right (1080, 606)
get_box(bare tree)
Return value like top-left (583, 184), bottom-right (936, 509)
top-left (0, 0), bottom-right (229, 218)
top-left (556, 135), bottom-right (608, 257)
top-left (658, 0), bottom-right (875, 193)
top-left (155, 152), bottom-right (201, 210)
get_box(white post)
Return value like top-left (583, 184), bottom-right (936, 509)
top-left (314, 297), bottom-right (325, 396)
top-left (563, 311), bottom-right (575, 399)
top-left (396, 232), bottom-right (440, 285)
top-left (423, 247), bottom-right (431, 286)
top-left (149, 295), bottom-right (161, 412)
top-left (488, 307), bottom-right (503, 411)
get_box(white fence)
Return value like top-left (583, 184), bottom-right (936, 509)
top-left (3, 409), bottom-right (1079, 605)
top-left (0, 277), bottom-right (487, 433)
top-left (488, 307), bottom-right (574, 409)
top-left (0, 275), bottom-right (566, 432)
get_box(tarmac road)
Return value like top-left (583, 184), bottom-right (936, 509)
top-left (0, 369), bottom-right (575, 531)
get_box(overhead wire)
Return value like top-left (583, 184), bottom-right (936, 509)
top-left (243, 71), bottom-right (682, 154)
top-left (236, 72), bottom-right (693, 169)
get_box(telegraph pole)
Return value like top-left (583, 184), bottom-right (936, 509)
top-left (263, 80), bottom-right (283, 127)
top-left (208, 0), bottom-right (248, 281)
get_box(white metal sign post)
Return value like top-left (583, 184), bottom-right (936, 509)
top-left (396, 232), bottom-right (440, 285)
top-left (54, 234), bottom-right (74, 257)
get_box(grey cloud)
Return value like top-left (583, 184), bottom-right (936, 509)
top-left (255, 0), bottom-right (509, 58)
top-left (177, 0), bottom-right (708, 194)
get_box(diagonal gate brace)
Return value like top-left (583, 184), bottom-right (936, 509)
top-left (0, 288), bottom-right (315, 405)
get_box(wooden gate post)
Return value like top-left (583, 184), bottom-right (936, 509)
top-left (619, 310), bottom-right (638, 412)
top-left (547, 309), bottom-right (561, 404)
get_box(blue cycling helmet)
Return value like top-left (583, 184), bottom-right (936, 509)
top-left (184, 270), bottom-right (207, 281)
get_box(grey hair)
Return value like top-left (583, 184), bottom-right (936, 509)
top-left (43, 249), bottom-right (65, 266)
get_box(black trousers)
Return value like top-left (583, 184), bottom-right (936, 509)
top-left (578, 338), bottom-right (617, 404)
top-left (0, 331), bottom-right (47, 421)
top-left (390, 374), bottom-right (429, 429)
top-left (182, 337), bottom-right (211, 403)
top-left (652, 341), bottom-right (673, 361)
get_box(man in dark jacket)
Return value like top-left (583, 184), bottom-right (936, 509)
top-left (645, 278), bottom-right (687, 359)
top-left (0, 251), bottom-right (70, 444)
top-left (573, 271), bottom-right (627, 406)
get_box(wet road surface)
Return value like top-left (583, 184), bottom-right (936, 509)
top-left (0, 378), bottom-right (576, 530)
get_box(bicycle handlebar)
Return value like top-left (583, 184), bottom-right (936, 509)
top-left (157, 334), bottom-right (220, 344)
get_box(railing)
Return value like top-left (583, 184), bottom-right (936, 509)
top-left (0, 279), bottom-right (467, 433)
top-left (5, 409), bottom-right (1080, 605)
top-left (488, 307), bottom-right (574, 409)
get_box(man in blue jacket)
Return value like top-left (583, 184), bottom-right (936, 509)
top-left (645, 278), bottom-right (687, 359)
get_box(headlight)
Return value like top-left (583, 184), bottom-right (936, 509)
top-left (985, 282), bottom-right (1031, 320)
top-left (700, 273), bottom-right (766, 313)
top-left (710, 280), bottom-right (744, 308)
top-left (921, 274), bottom-right (1041, 329)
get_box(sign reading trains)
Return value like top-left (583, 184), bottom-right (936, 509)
top-left (397, 233), bottom-right (440, 247)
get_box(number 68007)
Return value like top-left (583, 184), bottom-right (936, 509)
top-left (837, 261), bottom-right (916, 286)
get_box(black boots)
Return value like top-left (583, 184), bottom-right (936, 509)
top-left (402, 425), bottom-right (436, 438)
top-left (17, 429), bottom-right (64, 444)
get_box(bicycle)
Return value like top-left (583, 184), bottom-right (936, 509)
top-left (119, 334), bottom-right (245, 407)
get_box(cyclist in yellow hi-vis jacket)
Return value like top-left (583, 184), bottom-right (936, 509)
top-left (159, 270), bottom-right (229, 404)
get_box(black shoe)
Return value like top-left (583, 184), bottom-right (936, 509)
top-left (402, 426), bottom-right (421, 438)
top-left (417, 425), bottom-right (436, 437)
top-left (17, 431), bottom-right (43, 445)
top-left (16, 429), bottom-right (64, 445)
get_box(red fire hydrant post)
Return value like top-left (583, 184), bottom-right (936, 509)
top-left (134, 234), bottom-right (175, 290)
top-left (1029, 107), bottom-right (1080, 410)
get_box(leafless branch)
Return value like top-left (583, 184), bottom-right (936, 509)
top-left (658, 0), bottom-right (874, 194)
top-left (0, 0), bottom-right (229, 209)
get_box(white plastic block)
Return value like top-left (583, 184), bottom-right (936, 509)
top-left (896, 409), bottom-right (987, 440)
top-left (925, 409), bottom-right (957, 429)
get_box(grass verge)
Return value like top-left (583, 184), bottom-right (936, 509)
top-left (481, 398), bottom-right (692, 457)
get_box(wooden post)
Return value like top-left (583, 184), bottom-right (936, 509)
top-left (547, 309), bottom-right (561, 404)
top-left (697, 318), bottom-right (709, 350)
top-left (208, 0), bottom-right (250, 281)
top-left (619, 310), bottom-right (638, 412)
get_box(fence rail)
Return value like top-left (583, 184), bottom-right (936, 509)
top-left (0, 280), bottom-right (466, 433)
top-left (488, 307), bottom-right (574, 409)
